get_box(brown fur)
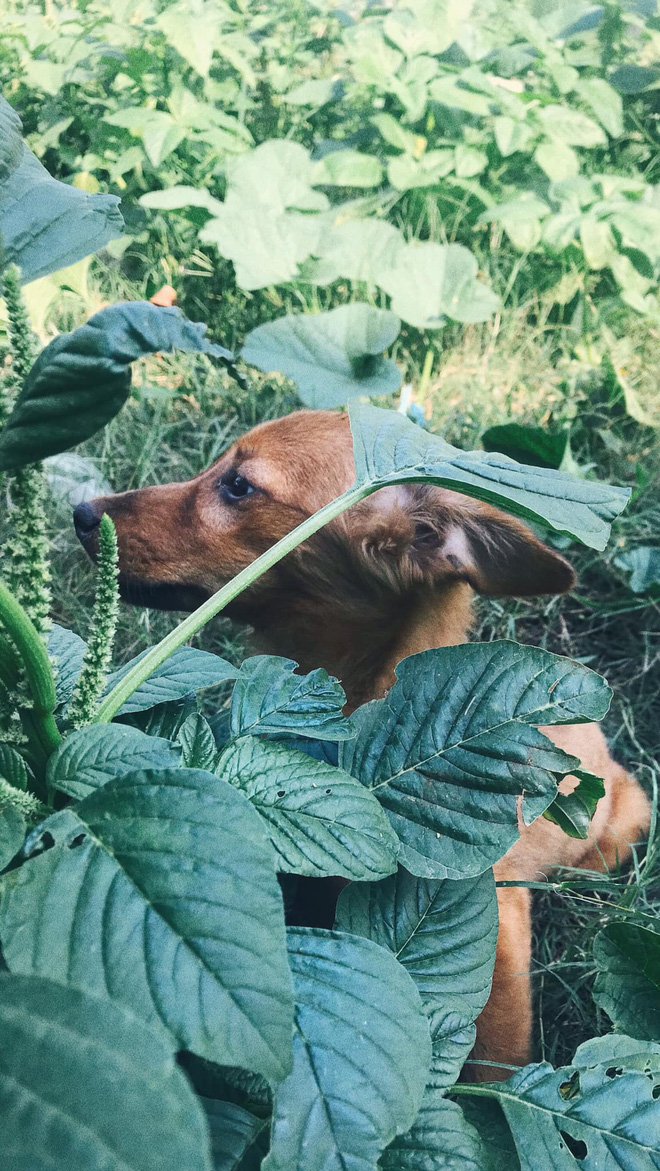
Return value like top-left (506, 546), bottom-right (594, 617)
top-left (77, 409), bottom-right (650, 1077)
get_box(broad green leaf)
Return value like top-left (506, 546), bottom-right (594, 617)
top-left (0, 974), bottom-right (212, 1171)
top-left (609, 65), bottom-right (660, 94)
top-left (615, 547), bottom-right (660, 595)
top-left (202, 1098), bottom-right (269, 1170)
top-left (218, 736), bottom-right (399, 879)
top-left (0, 95), bottom-right (24, 183)
top-left (349, 401), bottom-right (630, 549)
top-left (373, 112), bottom-right (419, 153)
top-left (104, 646), bottom-right (238, 714)
top-left (381, 1093), bottom-right (486, 1170)
top-left (229, 655), bottom-right (352, 741)
top-left (0, 769), bottom-right (294, 1082)
top-left (543, 770), bottom-right (605, 840)
top-left (48, 623), bottom-right (87, 707)
top-left (482, 424), bottom-right (568, 470)
top-left (376, 241), bottom-right (499, 328)
top-left (388, 150), bottom-right (454, 190)
top-left (119, 695), bottom-right (198, 740)
top-left (140, 186), bottom-right (225, 214)
top-left (0, 743), bottom-right (28, 790)
top-left (0, 302), bottom-right (234, 472)
top-left (46, 723), bottom-right (182, 800)
top-left (537, 105), bottom-right (607, 148)
top-left (454, 144), bottom-right (488, 178)
top-left (283, 79), bottom-right (339, 107)
top-left (0, 138), bottom-right (123, 284)
top-left (263, 927), bottom-right (431, 1171)
top-left (429, 75), bottom-right (495, 116)
top-left (534, 141), bottom-right (579, 181)
top-left (573, 1034), bottom-right (660, 1074)
top-left (241, 304), bottom-right (401, 408)
top-left (344, 22), bottom-right (404, 87)
top-left (593, 923), bottom-right (660, 1041)
top-left (577, 78), bottom-right (624, 138)
top-left (176, 713), bottom-right (219, 769)
top-left (0, 802), bottom-right (25, 871)
top-left (476, 1058), bottom-right (660, 1169)
top-left (340, 642), bottom-right (611, 879)
top-left (459, 1097), bottom-right (521, 1170)
top-left (579, 217), bottom-right (616, 269)
top-left (336, 868), bottom-right (497, 1084)
top-left (311, 219), bottom-right (403, 286)
top-left (157, 0), bottom-right (219, 77)
top-left (494, 115), bottom-right (534, 157)
top-left (311, 150), bottom-right (383, 187)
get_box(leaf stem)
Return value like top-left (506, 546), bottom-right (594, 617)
top-left (0, 580), bottom-right (61, 759)
top-left (94, 484), bottom-right (370, 724)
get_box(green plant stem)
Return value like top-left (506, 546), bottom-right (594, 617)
top-left (94, 483), bottom-right (370, 723)
top-left (0, 580), bottom-right (61, 766)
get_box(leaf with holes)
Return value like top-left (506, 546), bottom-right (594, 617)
top-left (0, 768), bottom-right (294, 1082)
top-left (263, 927), bottom-right (431, 1171)
top-left (593, 924), bottom-right (660, 1042)
top-left (349, 402), bottom-right (630, 550)
top-left (340, 642), bottom-right (611, 879)
top-left (104, 646), bottom-right (238, 714)
top-left (46, 723), bottom-right (182, 801)
top-left (229, 656), bottom-right (353, 741)
top-left (543, 770), bottom-right (605, 840)
top-left (218, 736), bottom-right (399, 880)
top-left (0, 301), bottom-right (234, 472)
top-left (0, 974), bottom-right (212, 1171)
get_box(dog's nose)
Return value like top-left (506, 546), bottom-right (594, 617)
top-left (73, 501), bottom-right (102, 540)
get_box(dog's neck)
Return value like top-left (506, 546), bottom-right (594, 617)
top-left (251, 581), bottom-right (474, 710)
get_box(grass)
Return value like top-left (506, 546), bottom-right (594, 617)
top-left (4, 247), bottom-right (660, 1072)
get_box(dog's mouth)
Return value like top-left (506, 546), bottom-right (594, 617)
top-left (118, 576), bottom-right (211, 611)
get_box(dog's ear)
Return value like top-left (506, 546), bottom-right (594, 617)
top-left (349, 486), bottom-right (576, 597)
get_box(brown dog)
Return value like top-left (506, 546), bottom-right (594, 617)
top-left (74, 408), bottom-right (650, 1076)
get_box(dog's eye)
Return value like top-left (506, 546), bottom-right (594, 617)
top-left (220, 471), bottom-right (255, 501)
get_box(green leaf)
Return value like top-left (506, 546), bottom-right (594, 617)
top-left (202, 1099), bottom-right (269, 1170)
top-left (119, 695), bottom-right (197, 740)
top-left (349, 402), bottom-right (630, 550)
top-left (104, 646), bottom-right (238, 714)
top-left (577, 78), bottom-right (624, 138)
top-left (593, 924), bottom-right (660, 1041)
top-left (543, 770), bottom-right (605, 840)
top-left (46, 723), bottom-right (182, 800)
top-left (0, 802), bottom-right (25, 871)
top-left (0, 743), bottom-right (28, 790)
top-left (283, 79), bottom-right (339, 107)
top-left (535, 141), bottom-right (579, 182)
top-left (0, 768), bottom-right (294, 1082)
top-left (475, 1057), bottom-right (660, 1169)
top-left (157, 0), bottom-right (218, 77)
top-left (48, 623), bottom-right (87, 708)
top-left (336, 867), bottom-right (498, 1084)
top-left (482, 424), bottom-right (568, 470)
top-left (429, 75), bottom-right (495, 116)
top-left (460, 1096), bottom-right (520, 1171)
top-left (579, 216), bottom-right (616, 270)
top-left (241, 304), bottom-right (401, 408)
top-left (311, 219), bottom-right (404, 286)
top-left (0, 974), bottom-right (213, 1171)
top-left (454, 144), bottom-right (488, 178)
top-left (176, 713), bottom-right (219, 769)
top-left (140, 186), bottom-right (225, 214)
top-left (218, 736), bottom-right (399, 880)
top-left (387, 150), bottom-right (454, 190)
top-left (381, 1094), bottom-right (486, 1170)
top-left (373, 112), bottom-right (419, 153)
top-left (494, 115), bottom-right (534, 157)
top-left (615, 547), bottom-right (660, 595)
top-left (311, 149), bottom-right (383, 187)
top-left (0, 138), bottom-right (123, 285)
top-left (0, 95), bottom-right (24, 183)
top-left (376, 241), bottom-right (499, 329)
top-left (263, 927), bottom-right (431, 1171)
top-left (537, 105), bottom-right (607, 148)
top-left (0, 302), bottom-right (234, 472)
top-left (609, 65), bottom-right (660, 94)
top-left (340, 642), bottom-right (611, 879)
top-left (573, 1033), bottom-right (660, 1074)
top-left (229, 655), bottom-right (352, 741)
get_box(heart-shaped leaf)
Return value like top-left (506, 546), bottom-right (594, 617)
top-left (375, 241), bottom-right (499, 329)
top-left (263, 927), bottom-right (431, 1171)
top-left (242, 304), bottom-right (401, 408)
top-left (104, 646), bottom-right (238, 714)
top-left (340, 642), bottom-right (611, 879)
top-left (349, 402), bottom-right (630, 550)
top-left (593, 923), bottom-right (660, 1041)
top-left (0, 974), bottom-right (212, 1171)
top-left (0, 769), bottom-right (294, 1082)
top-left (46, 723), bottom-right (182, 800)
top-left (0, 302), bottom-right (233, 472)
top-left (229, 655), bottom-right (352, 741)
top-left (218, 736), bottom-right (399, 880)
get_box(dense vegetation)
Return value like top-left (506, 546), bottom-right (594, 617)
top-left (0, 1), bottom-right (660, 1168)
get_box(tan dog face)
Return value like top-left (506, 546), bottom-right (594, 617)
top-left (73, 409), bottom-right (576, 623)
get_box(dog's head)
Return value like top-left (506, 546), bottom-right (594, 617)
top-left (74, 409), bottom-right (575, 624)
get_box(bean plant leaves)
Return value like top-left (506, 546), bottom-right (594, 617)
top-left (0, 768), bottom-right (294, 1082)
top-left (0, 301), bottom-right (234, 472)
top-left (229, 655), bottom-right (353, 741)
top-left (593, 924), bottom-right (660, 1041)
top-left (104, 646), bottom-right (238, 714)
top-left (263, 927), bottom-right (431, 1171)
top-left (380, 1093), bottom-right (486, 1170)
top-left (218, 736), bottom-right (399, 880)
top-left (46, 723), bottom-right (182, 800)
top-left (241, 304), bottom-right (402, 408)
top-left (0, 974), bottom-right (213, 1171)
top-left (349, 402), bottom-right (630, 550)
top-left (202, 1099), bottom-right (269, 1171)
top-left (481, 1058), bottom-right (660, 1169)
top-left (340, 642), bottom-right (611, 879)
top-left (0, 802), bottom-right (25, 871)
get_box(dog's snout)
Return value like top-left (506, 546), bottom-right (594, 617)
top-left (73, 500), bottom-right (102, 541)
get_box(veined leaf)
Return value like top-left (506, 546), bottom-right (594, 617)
top-left (263, 927), bottom-right (431, 1171)
top-left (46, 723), bottom-right (182, 800)
top-left (340, 642), bottom-right (611, 879)
top-left (104, 645), bottom-right (238, 714)
top-left (573, 1033), bottom-right (660, 1075)
top-left (229, 655), bottom-right (352, 741)
top-left (0, 769), bottom-right (294, 1082)
top-left (0, 743), bottom-right (28, 790)
top-left (218, 736), bottom-right (399, 880)
top-left (311, 149), bottom-right (383, 187)
top-left (0, 974), bottom-right (213, 1171)
top-left (202, 1098), bottom-right (269, 1171)
top-left (349, 402), bottom-right (629, 550)
top-left (0, 803), bottom-right (25, 871)
top-left (375, 241), bottom-right (499, 329)
top-left (48, 623), bottom-right (87, 708)
top-left (543, 770), bottom-right (605, 840)
top-left (0, 301), bottom-right (234, 472)
top-left (380, 1093), bottom-right (486, 1170)
top-left (0, 94), bottom-right (23, 183)
top-left (593, 923), bottom-right (660, 1041)
top-left (176, 713), bottom-right (219, 770)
